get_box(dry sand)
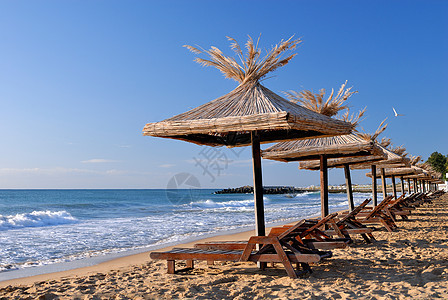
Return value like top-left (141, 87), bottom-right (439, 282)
top-left (1, 193), bottom-right (448, 299)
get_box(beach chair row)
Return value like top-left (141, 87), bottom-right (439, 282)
top-left (151, 190), bottom-right (444, 278)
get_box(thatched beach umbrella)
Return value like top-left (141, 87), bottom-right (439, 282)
top-left (262, 83), bottom-right (370, 216)
top-left (413, 162), bottom-right (443, 192)
top-left (404, 171), bottom-right (430, 193)
top-left (302, 139), bottom-right (410, 205)
top-left (380, 145), bottom-right (410, 198)
top-left (263, 133), bottom-right (386, 215)
top-left (365, 166), bottom-right (423, 198)
top-left (143, 36), bottom-right (353, 236)
top-left (403, 155), bottom-right (423, 193)
top-left (297, 122), bottom-right (391, 212)
top-left (351, 144), bottom-right (410, 202)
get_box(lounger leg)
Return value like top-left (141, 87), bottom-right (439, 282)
top-left (361, 233), bottom-right (372, 243)
top-left (367, 233), bottom-right (376, 241)
top-left (296, 263), bottom-right (312, 277)
top-left (186, 259), bottom-right (194, 269)
top-left (272, 242), bottom-right (297, 279)
top-left (167, 260), bottom-right (175, 274)
top-left (385, 209), bottom-right (396, 222)
top-left (380, 219), bottom-right (394, 232)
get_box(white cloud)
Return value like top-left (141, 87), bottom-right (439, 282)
top-left (81, 159), bottom-right (119, 164)
top-left (159, 164), bottom-right (175, 168)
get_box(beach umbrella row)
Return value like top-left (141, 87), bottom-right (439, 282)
top-left (143, 36), bottom-right (353, 236)
top-left (261, 84), bottom-right (371, 217)
top-left (144, 35), bottom-right (442, 233)
top-left (262, 133), bottom-right (386, 217)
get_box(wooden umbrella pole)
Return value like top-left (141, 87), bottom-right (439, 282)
top-left (391, 175), bottom-right (397, 199)
top-left (381, 168), bottom-right (387, 200)
top-left (407, 179), bottom-right (411, 194)
top-left (400, 176), bottom-right (405, 195)
top-left (344, 164), bottom-right (354, 211)
top-left (320, 154), bottom-right (329, 218)
top-left (251, 131), bottom-right (265, 237)
top-left (413, 179), bottom-right (418, 192)
top-left (371, 165), bottom-right (378, 207)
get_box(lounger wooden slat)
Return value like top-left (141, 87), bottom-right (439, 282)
top-left (195, 238), bottom-right (349, 251)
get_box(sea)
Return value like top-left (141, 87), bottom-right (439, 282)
top-left (0, 189), bottom-right (372, 280)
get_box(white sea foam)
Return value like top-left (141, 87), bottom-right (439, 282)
top-left (294, 192), bottom-right (319, 198)
top-left (191, 199), bottom-right (253, 209)
top-left (0, 210), bottom-right (78, 231)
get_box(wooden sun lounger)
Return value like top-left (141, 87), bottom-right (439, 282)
top-left (354, 196), bottom-right (398, 232)
top-left (399, 192), bottom-right (425, 208)
top-left (330, 198), bottom-right (376, 243)
top-left (384, 194), bottom-right (419, 221)
top-left (151, 235), bottom-right (332, 279)
top-left (151, 216), bottom-right (338, 278)
top-left (195, 213), bottom-right (351, 252)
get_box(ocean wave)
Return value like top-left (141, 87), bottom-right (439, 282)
top-left (294, 191), bottom-right (319, 197)
top-left (190, 199), bottom-right (254, 209)
top-left (0, 210), bottom-right (78, 231)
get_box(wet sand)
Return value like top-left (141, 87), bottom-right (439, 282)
top-left (1, 193), bottom-right (447, 299)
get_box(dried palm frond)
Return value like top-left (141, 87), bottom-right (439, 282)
top-left (409, 155), bottom-right (422, 166)
top-left (417, 162), bottom-right (433, 171)
top-left (379, 137), bottom-right (392, 148)
top-left (184, 35), bottom-right (301, 85)
top-left (357, 119), bottom-right (388, 141)
top-left (389, 145), bottom-right (407, 157)
top-left (340, 107), bottom-right (366, 128)
top-left (284, 80), bottom-right (358, 117)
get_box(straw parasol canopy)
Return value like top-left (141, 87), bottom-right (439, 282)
top-left (262, 133), bottom-right (383, 163)
top-left (407, 162), bottom-right (442, 192)
top-left (143, 37), bottom-right (352, 147)
top-left (365, 154), bottom-right (423, 179)
top-left (143, 36), bottom-right (353, 236)
top-left (301, 143), bottom-right (409, 170)
top-left (349, 144), bottom-right (410, 169)
top-left (365, 166), bottom-right (423, 178)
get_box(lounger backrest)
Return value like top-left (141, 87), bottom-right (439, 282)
top-left (337, 198), bottom-right (371, 225)
top-left (294, 213), bottom-right (338, 239)
top-left (364, 195), bottom-right (394, 220)
top-left (388, 195), bottom-right (404, 208)
top-left (274, 213), bottom-right (337, 242)
top-left (390, 194), bottom-right (412, 208)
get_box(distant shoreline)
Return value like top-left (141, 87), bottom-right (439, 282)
top-left (214, 184), bottom-right (400, 194)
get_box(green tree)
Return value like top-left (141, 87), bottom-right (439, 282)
top-left (426, 152), bottom-right (447, 180)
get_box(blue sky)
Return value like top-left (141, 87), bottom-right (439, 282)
top-left (0, 0), bottom-right (447, 189)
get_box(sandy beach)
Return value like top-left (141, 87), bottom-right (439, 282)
top-left (1, 193), bottom-right (447, 299)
